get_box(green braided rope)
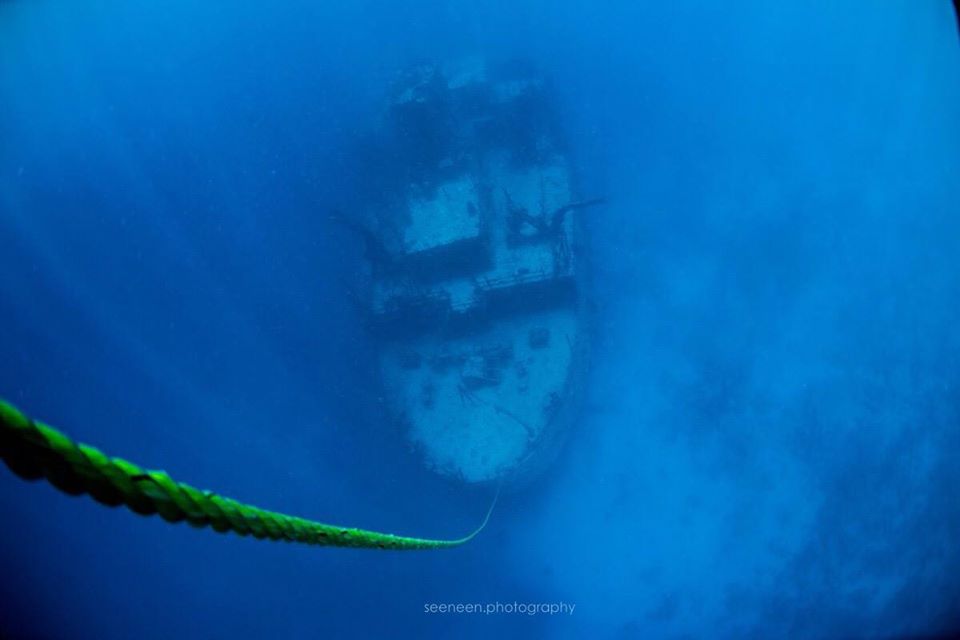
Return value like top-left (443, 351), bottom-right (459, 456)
top-left (0, 399), bottom-right (494, 550)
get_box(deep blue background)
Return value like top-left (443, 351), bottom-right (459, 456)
top-left (2, 2), bottom-right (959, 638)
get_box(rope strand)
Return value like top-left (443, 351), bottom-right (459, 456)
top-left (0, 399), bottom-right (492, 550)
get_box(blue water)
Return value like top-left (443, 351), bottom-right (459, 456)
top-left (2, 2), bottom-right (959, 638)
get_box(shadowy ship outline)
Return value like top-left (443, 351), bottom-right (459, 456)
top-left (343, 57), bottom-right (602, 483)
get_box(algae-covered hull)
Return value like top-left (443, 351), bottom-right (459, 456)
top-left (359, 58), bottom-right (593, 484)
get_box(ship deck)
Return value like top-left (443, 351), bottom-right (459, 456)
top-left (374, 153), bottom-right (585, 482)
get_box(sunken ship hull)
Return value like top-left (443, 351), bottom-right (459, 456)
top-left (361, 59), bottom-right (592, 484)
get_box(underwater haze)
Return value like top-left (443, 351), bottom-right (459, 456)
top-left (2, 1), bottom-right (960, 638)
